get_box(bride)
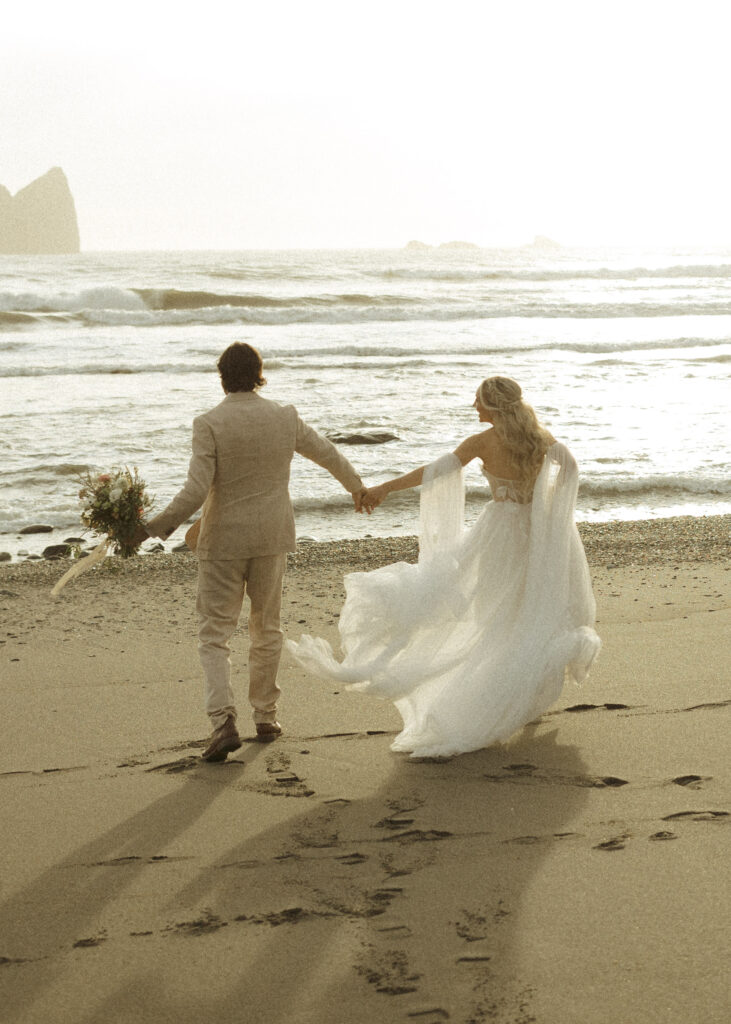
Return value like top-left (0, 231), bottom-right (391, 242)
top-left (288, 376), bottom-right (601, 758)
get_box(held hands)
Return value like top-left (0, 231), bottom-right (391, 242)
top-left (352, 486), bottom-right (388, 514)
top-left (354, 479), bottom-right (391, 512)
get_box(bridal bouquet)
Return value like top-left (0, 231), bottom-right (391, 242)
top-left (78, 467), bottom-right (152, 557)
top-left (52, 467), bottom-right (152, 596)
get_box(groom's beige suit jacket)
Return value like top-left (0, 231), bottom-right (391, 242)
top-left (146, 391), bottom-right (363, 559)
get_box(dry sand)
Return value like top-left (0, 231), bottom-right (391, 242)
top-left (0, 517), bottom-right (729, 1024)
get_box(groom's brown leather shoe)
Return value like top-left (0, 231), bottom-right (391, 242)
top-left (201, 717), bottom-right (242, 762)
top-left (255, 721), bottom-right (282, 742)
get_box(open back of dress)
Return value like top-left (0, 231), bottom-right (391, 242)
top-left (289, 442), bottom-right (601, 758)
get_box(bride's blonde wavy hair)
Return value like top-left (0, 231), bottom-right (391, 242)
top-left (477, 376), bottom-right (554, 484)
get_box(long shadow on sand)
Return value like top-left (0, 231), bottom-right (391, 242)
top-left (62, 726), bottom-right (592, 1024)
top-left (0, 742), bottom-right (267, 1022)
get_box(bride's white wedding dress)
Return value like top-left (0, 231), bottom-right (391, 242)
top-left (288, 442), bottom-right (601, 758)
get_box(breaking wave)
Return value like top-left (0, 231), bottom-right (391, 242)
top-left (3, 280), bottom-right (731, 330)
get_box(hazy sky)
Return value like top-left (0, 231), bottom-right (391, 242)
top-left (2, 0), bottom-right (729, 250)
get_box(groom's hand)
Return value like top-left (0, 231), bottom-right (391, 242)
top-left (131, 524), bottom-right (149, 547)
top-left (352, 487), bottom-right (370, 514)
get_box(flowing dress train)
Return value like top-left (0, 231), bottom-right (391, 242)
top-left (288, 442), bottom-right (601, 757)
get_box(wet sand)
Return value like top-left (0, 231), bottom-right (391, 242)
top-left (0, 518), bottom-right (729, 1023)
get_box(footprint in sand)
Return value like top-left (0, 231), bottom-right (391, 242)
top-left (145, 756), bottom-right (200, 774)
top-left (374, 815), bottom-right (416, 830)
top-left (355, 947), bottom-right (421, 996)
top-left (381, 828), bottom-right (453, 845)
top-left (266, 751), bottom-right (291, 773)
top-left (671, 775), bottom-right (707, 788)
top-left (486, 767), bottom-right (629, 788)
top-left (336, 852), bottom-right (369, 865)
top-left (406, 1011), bottom-right (449, 1022)
top-left (661, 809), bottom-right (728, 822)
top-left (593, 835), bottom-right (630, 851)
top-left (455, 909), bottom-right (488, 942)
top-left (683, 699), bottom-right (731, 712)
top-left (167, 911), bottom-right (227, 936)
top-left (73, 934), bottom-right (107, 948)
top-left (217, 859), bottom-right (262, 869)
top-left (562, 702), bottom-right (632, 713)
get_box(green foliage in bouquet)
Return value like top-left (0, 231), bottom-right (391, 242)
top-left (77, 467), bottom-right (153, 557)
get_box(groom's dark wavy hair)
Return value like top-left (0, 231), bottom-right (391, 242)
top-left (217, 342), bottom-right (266, 393)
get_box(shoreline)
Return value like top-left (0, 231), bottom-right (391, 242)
top-left (1, 513), bottom-right (729, 586)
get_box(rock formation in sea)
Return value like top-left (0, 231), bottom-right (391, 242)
top-left (404, 240), bottom-right (480, 251)
top-left (531, 234), bottom-right (562, 250)
top-left (0, 167), bottom-right (80, 254)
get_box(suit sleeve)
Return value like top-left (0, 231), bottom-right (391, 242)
top-left (145, 417), bottom-right (216, 539)
top-left (295, 413), bottom-right (364, 493)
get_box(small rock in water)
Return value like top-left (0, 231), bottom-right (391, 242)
top-left (42, 544), bottom-right (72, 560)
top-left (63, 537), bottom-right (86, 544)
top-left (327, 431), bottom-right (399, 445)
top-left (0, 552), bottom-right (11, 562)
top-left (19, 524), bottom-right (54, 535)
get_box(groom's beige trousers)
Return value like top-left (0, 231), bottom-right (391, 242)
top-left (197, 554), bottom-right (287, 729)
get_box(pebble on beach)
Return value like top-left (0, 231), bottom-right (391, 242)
top-left (1, 514), bottom-right (728, 586)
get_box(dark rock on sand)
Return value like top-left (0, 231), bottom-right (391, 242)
top-left (42, 544), bottom-right (73, 560)
top-left (19, 525), bottom-right (54, 535)
top-left (0, 552), bottom-right (11, 562)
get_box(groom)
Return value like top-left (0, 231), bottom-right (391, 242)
top-left (139, 342), bottom-right (367, 761)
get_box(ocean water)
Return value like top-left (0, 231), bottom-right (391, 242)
top-left (2, 246), bottom-right (730, 560)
